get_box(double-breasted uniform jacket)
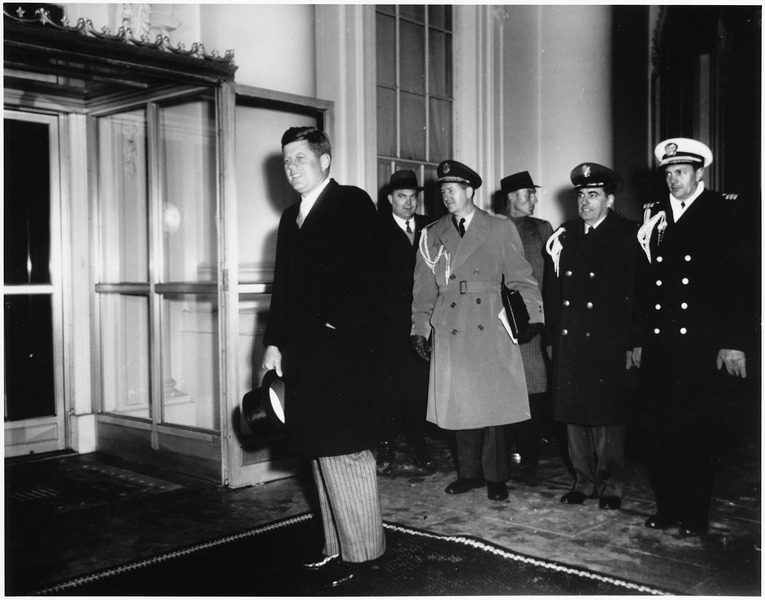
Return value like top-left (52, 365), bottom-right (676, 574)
top-left (511, 216), bottom-right (554, 395)
top-left (376, 212), bottom-right (432, 401)
top-left (263, 179), bottom-right (383, 457)
top-left (544, 210), bottom-right (642, 425)
top-left (411, 208), bottom-right (544, 430)
top-left (636, 188), bottom-right (751, 401)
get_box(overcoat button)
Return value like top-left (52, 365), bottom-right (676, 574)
top-left (476, 298), bottom-right (482, 304)
top-left (589, 272), bottom-right (595, 279)
top-left (478, 324), bottom-right (484, 330)
top-left (474, 269), bottom-right (480, 274)
top-left (565, 270), bottom-right (573, 277)
top-left (684, 255), bottom-right (691, 261)
top-left (682, 278), bottom-right (689, 285)
top-left (451, 329), bottom-right (458, 335)
top-left (656, 280), bottom-right (662, 286)
top-left (450, 302), bottom-right (456, 308)
top-left (653, 328), bottom-right (660, 334)
top-left (680, 327), bottom-right (687, 334)
top-left (681, 302), bottom-right (688, 309)
top-left (655, 304), bottom-right (661, 310)
top-left (586, 302), bottom-right (593, 309)
top-left (450, 274), bottom-right (456, 280)
top-left (656, 256), bottom-right (663, 262)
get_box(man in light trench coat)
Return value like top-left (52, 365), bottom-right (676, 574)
top-left (410, 160), bottom-right (544, 502)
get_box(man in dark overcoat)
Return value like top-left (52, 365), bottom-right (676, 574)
top-left (501, 171), bottom-right (554, 478)
top-left (632, 138), bottom-right (752, 537)
top-left (375, 170), bottom-right (434, 473)
top-left (544, 163), bottom-right (642, 510)
top-left (261, 127), bottom-right (385, 588)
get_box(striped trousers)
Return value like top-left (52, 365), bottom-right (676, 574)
top-left (312, 450), bottom-right (386, 563)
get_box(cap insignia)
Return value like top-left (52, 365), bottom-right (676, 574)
top-left (442, 162), bottom-right (450, 174)
top-left (582, 164), bottom-right (591, 178)
top-left (665, 142), bottom-right (678, 157)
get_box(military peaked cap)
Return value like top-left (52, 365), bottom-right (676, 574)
top-left (570, 163), bottom-right (623, 193)
top-left (654, 137), bottom-right (713, 168)
top-left (437, 160), bottom-right (482, 189)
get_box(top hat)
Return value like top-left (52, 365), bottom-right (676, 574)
top-left (388, 169), bottom-right (423, 192)
top-left (654, 137), bottom-right (713, 168)
top-left (241, 369), bottom-right (286, 443)
top-left (437, 160), bottom-right (482, 190)
top-left (570, 163), bottom-right (623, 194)
top-left (501, 171), bottom-right (540, 194)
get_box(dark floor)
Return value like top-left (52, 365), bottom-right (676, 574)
top-left (5, 424), bottom-right (761, 596)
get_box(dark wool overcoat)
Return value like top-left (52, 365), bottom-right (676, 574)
top-left (412, 208), bottom-right (544, 430)
top-left (376, 212), bottom-right (432, 401)
top-left (544, 210), bottom-right (642, 426)
top-left (263, 179), bottom-right (383, 457)
top-left (511, 216), bottom-right (554, 395)
top-left (636, 188), bottom-right (754, 404)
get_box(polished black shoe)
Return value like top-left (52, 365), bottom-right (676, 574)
top-left (301, 552), bottom-right (340, 571)
top-left (311, 560), bottom-right (358, 589)
top-left (407, 443), bottom-right (436, 471)
top-left (599, 496), bottom-right (621, 510)
top-left (678, 520), bottom-right (709, 537)
top-left (487, 481), bottom-right (509, 501)
top-left (445, 477), bottom-right (484, 495)
top-left (644, 513), bottom-right (680, 530)
top-left (376, 440), bottom-right (395, 474)
top-left (560, 490), bottom-right (588, 504)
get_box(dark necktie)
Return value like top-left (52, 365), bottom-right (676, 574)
top-left (405, 220), bottom-right (412, 234)
top-left (452, 216), bottom-right (466, 237)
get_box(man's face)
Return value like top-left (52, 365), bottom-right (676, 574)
top-left (507, 188), bottom-right (538, 218)
top-left (577, 186), bottom-right (613, 225)
top-left (664, 164), bottom-right (703, 201)
top-left (440, 182), bottom-right (473, 217)
top-left (388, 188), bottom-right (418, 221)
top-left (282, 139), bottom-right (329, 195)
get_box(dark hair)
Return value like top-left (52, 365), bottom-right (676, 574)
top-left (281, 126), bottom-right (332, 159)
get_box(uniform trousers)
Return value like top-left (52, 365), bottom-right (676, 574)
top-left (312, 450), bottom-right (386, 563)
top-left (454, 426), bottom-right (510, 482)
top-left (567, 423), bottom-right (625, 498)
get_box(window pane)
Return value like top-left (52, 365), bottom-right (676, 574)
top-left (4, 119), bottom-right (51, 285)
top-left (100, 294), bottom-right (150, 420)
top-left (400, 5), bottom-right (425, 23)
top-left (376, 4), bottom-right (395, 15)
top-left (160, 99), bottom-right (217, 283)
top-left (377, 87), bottom-right (397, 157)
top-left (428, 5), bottom-right (452, 30)
top-left (400, 92), bottom-right (426, 160)
top-left (376, 13), bottom-right (396, 88)
top-left (429, 97), bottom-right (453, 161)
top-left (400, 20), bottom-right (425, 94)
top-left (161, 293), bottom-right (219, 430)
top-left (4, 295), bottom-right (55, 420)
top-left (97, 110), bottom-right (149, 283)
top-left (429, 30), bottom-right (452, 98)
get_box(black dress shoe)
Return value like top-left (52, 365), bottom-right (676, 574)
top-left (644, 513), bottom-right (679, 530)
top-left (560, 490), bottom-right (588, 504)
top-left (407, 443), bottom-right (436, 471)
top-left (598, 496), bottom-right (621, 510)
top-left (311, 560), bottom-right (357, 589)
top-left (376, 440), bottom-right (395, 474)
top-left (678, 520), bottom-right (709, 537)
top-left (301, 552), bottom-right (340, 571)
top-left (445, 477), bottom-right (484, 495)
top-left (487, 481), bottom-right (509, 501)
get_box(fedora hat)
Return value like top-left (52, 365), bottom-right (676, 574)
top-left (241, 369), bottom-right (286, 443)
top-left (501, 171), bottom-right (540, 194)
top-left (389, 169), bottom-right (423, 192)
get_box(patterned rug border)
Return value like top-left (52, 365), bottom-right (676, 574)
top-left (33, 512), bottom-right (670, 596)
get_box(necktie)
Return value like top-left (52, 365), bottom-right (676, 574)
top-left (453, 216), bottom-right (466, 237)
top-left (681, 201), bottom-right (686, 210)
top-left (297, 203), bottom-right (307, 228)
top-left (405, 220), bottom-right (412, 234)
top-left (405, 220), bottom-right (414, 244)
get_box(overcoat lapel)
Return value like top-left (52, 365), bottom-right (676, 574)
top-left (447, 210), bottom-right (489, 273)
top-left (297, 179), bottom-right (337, 231)
top-left (572, 211), bottom-right (620, 263)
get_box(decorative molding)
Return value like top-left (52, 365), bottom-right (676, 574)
top-left (3, 5), bottom-right (235, 65)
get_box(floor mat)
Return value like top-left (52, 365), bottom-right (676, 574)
top-left (6, 462), bottom-right (184, 513)
top-left (33, 513), bottom-right (670, 596)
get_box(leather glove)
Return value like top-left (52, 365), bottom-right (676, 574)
top-left (517, 322), bottom-right (543, 345)
top-left (410, 335), bottom-right (431, 362)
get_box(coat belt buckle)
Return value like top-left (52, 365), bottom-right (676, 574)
top-left (459, 281), bottom-right (467, 294)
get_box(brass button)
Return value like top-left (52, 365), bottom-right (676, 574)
top-left (681, 302), bottom-right (688, 309)
top-left (684, 255), bottom-right (691, 262)
top-left (563, 300), bottom-right (570, 307)
top-left (680, 327), bottom-right (687, 334)
top-left (682, 278), bottom-right (689, 285)
top-left (656, 256), bottom-right (663, 263)
top-left (586, 302), bottom-right (593, 309)
top-left (653, 328), bottom-right (660, 334)
top-left (565, 270), bottom-right (573, 277)
top-left (655, 304), bottom-right (661, 310)
top-left (561, 329), bottom-right (568, 336)
top-left (585, 332), bottom-right (590, 337)
top-left (656, 280), bottom-right (662, 286)
top-left (589, 272), bottom-right (595, 279)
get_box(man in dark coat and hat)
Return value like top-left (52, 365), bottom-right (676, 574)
top-left (544, 163), bottom-right (642, 510)
top-left (261, 126), bottom-right (385, 588)
top-left (375, 169), bottom-right (435, 473)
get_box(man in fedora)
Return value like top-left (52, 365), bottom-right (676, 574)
top-left (545, 163), bottom-right (642, 511)
top-left (632, 138), bottom-right (753, 536)
top-left (501, 171), bottom-right (554, 479)
top-left (261, 127), bottom-right (385, 588)
top-left (411, 160), bottom-right (543, 502)
top-left (375, 170), bottom-right (435, 474)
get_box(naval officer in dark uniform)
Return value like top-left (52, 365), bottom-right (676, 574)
top-left (632, 138), bottom-right (751, 536)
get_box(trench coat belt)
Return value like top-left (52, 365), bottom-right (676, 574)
top-left (438, 281), bottom-right (502, 295)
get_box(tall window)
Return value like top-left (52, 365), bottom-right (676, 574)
top-left (376, 5), bottom-right (453, 216)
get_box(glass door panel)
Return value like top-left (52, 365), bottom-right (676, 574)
top-left (99, 294), bottom-right (150, 419)
top-left (160, 293), bottom-right (219, 430)
top-left (97, 110), bottom-right (149, 283)
top-left (159, 98), bottom-right (217, 283)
